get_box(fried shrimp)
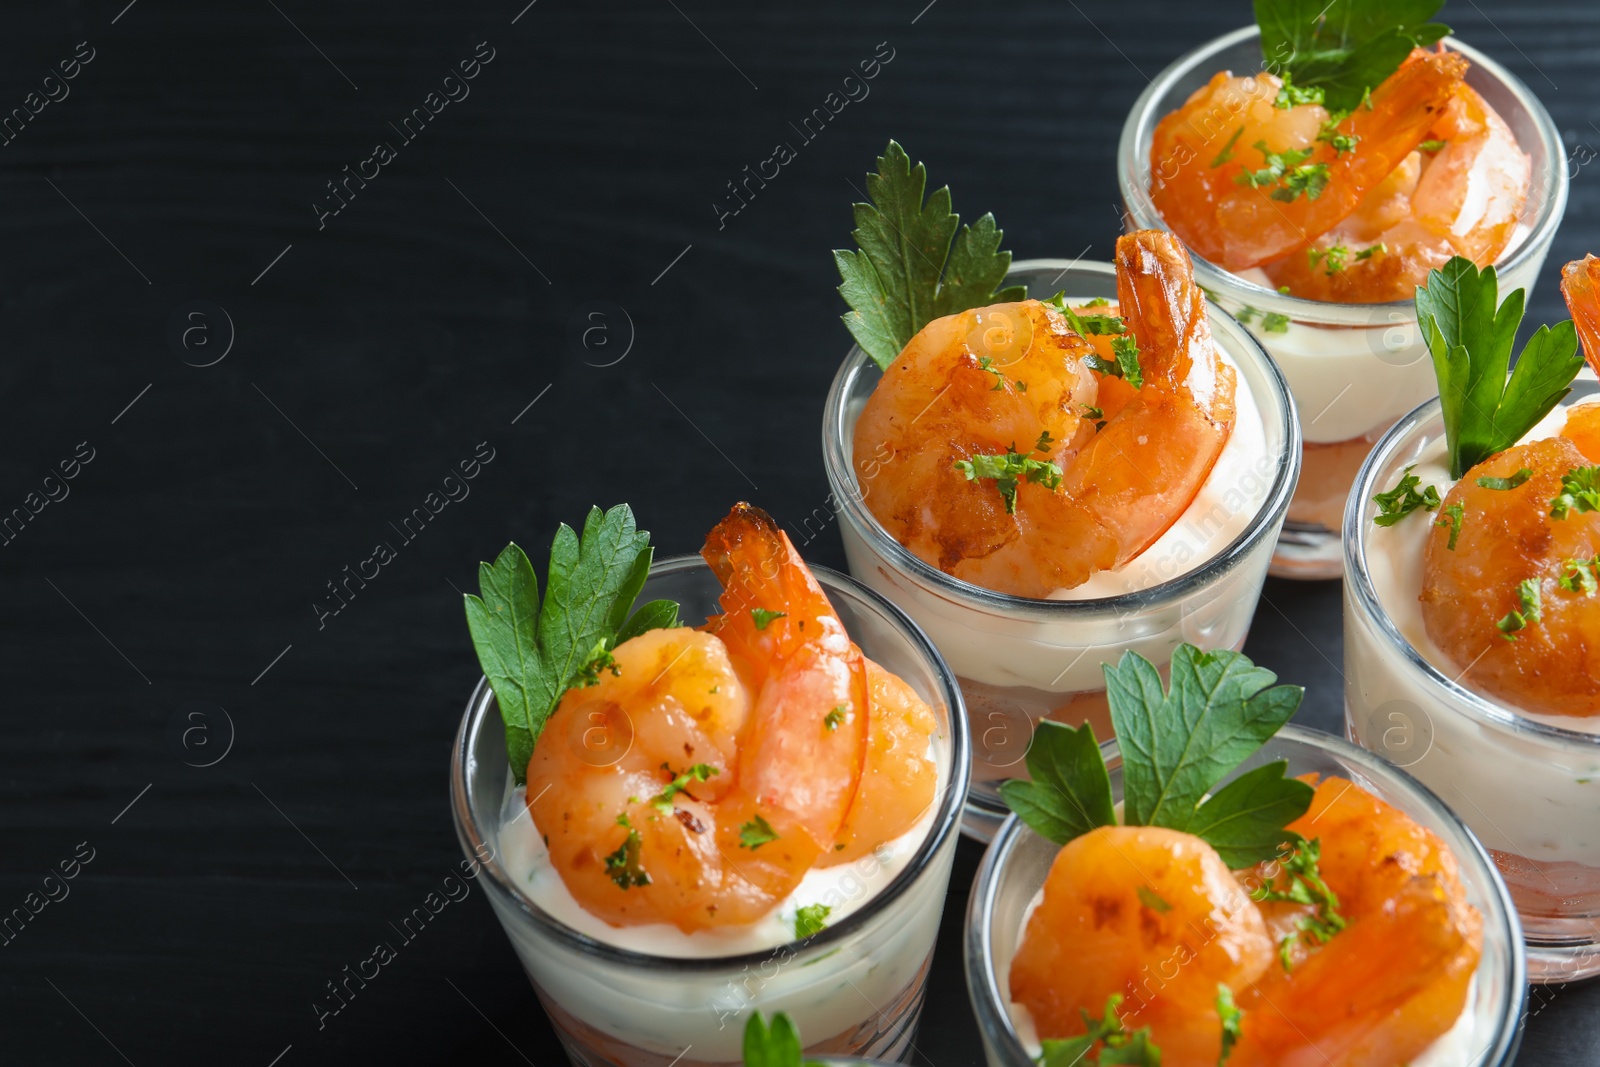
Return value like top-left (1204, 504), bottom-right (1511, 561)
top-left (528, 504), bottom-right (937, 931)
top-left (852, 229), bottom-right (1236, 598)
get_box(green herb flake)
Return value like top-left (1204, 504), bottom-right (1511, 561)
top-left (1372, 465), bottom-right (1442, 526)
top-left (1435, 502), bottom-right (1464, 550)
top-left (1235, 141), bottom-right (1315, 193)
top-left (1419, 138), bottom-right (1448, 153)
top-left (651, 762), bottom-right (720, 814)
top-left (1477, 468), bottom-right (1533, 491)
top-left (824, 705), bottom-right (846, 731)
top-left (1216, 984), bottom-right (1243, 1066)
top-left (464, 505), bottom-right (675, 784)
top-left (793, 903), bottom-right (832, 940)
top-left (739, 814), bottom-right (780, 850)
top-left (1261, 312), bottom-right (1291, 333)
top-left (1085, 297), bottom-right (1110, 307)
top-left (1355, 242), bottom-right (1387, 261)
top-left (1317, 117), bottom-right (1359, 155)
top-left (834, 140), bottom-right (1025, 370)
top-left (604, 828), bottom-right (651, 889)
top-left (751, 608), bottom-right (787, 630)
top-left (1082, 405), bottom-right (1104, 420)
top-left (1560, 557), bottom-right (1600, 596)
top-left (1416, 257), bottom-right (1585, 479)
top-left (1110, 336), bottom-right (1145, 389)
top-left (955, 446), bottom-right (1065, 514)
top-left (1497, 578), bottom-right (1543, 640)
top-left (1273, 73), bottom-right (1325, 109)
top-left (1212, 126), bottom-right (1246, 167)
top-left (1035, 430), bottom-right (1055, 452)
top-left (1550, 466), bottom-right (1600, 519)
top-left (1273, 161), bottom-right (1331, 203)
top-left (1136, 886), bottom-right (1173, 914)
top-left (1236, 304), bottom-right (1260, 325)
top-left (1037, 994), bottom-right (1161, 1067)
top-left (1256, 0), bottom-right (1452, 114)
top-left (1250, 837), bottom-right (1346, 968)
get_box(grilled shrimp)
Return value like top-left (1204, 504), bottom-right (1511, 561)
top-left (852, 229), bottom-right (1236, 598)
top-left (528, 504), bottom-right (937, 931)
top-left (1150, 50), bottom-right (1468, 271)
top-left (1418, 257), bottom-right (1600, 717)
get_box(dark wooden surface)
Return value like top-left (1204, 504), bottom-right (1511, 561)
top-left (2, 0), bottom-right (1595, 1063)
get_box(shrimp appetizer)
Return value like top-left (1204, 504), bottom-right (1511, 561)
top-left (466, 503), bottom-right (940, 938)
top-left (999, 647), bottom-right (1484, 1066)
top-left (1150, 1), bottom-right (1530, 304)
top-left (849, 228), bottom-right (1240, 598)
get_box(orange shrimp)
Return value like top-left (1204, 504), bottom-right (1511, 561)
top-left (852, 229), bottom-right (1235, 598)
top-left (1151, 50), bottom-right (1467, 271)
top-left (1234, 777), bottom-right (1482, 1067)
top-left (528, 504), bottom-right (940, 932)
top-left (1417, 257), bottom-right (1600, 717)
top-left (1261, 81), bottom-right (1531, 303)
top-left (1009, 779), bottom-right (1481, 1066)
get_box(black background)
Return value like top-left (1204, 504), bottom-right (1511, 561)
top-left (2, 0), bottom-right (1596, 1063)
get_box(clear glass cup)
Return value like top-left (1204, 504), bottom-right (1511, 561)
top-left (965, 724), bottom-right (1526, 1067)
top-left (820, 259), bottom-right (1298, 842)
top-left (1118, 24), bottom-right (1568, 580)
top-left (1344, 382), bottom-right (1600, 983)
top-left (451, 556), bottom-right (972, 1066)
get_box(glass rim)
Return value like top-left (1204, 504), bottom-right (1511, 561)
top-left (964, 722), bottom-right (1528, 1067)
top-left (449, 554), bottom-right (973, 972)
top-left (1116, 24), bottom-right (1569, 320)
top-left (820, 256), bottom-right (1301, 621)
top-left (1344, 395), bottom-right (1600, 748)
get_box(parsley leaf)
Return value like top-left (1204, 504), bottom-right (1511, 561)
top-left (1419, 138), bottom-right (1448, 152)
top-left (1355, 242), bottom-right (1386, 260)
top-left (1107, 646), bottom-right (1305, 833)
top-left (739, 815), bottom-right (780, 850)
top-left (1111, 336), bottom-right (1145, 389)
top-left (604, 828), bottom-right (651, 889)
top-left (1217, 985), bottom-right (1243, 1066)
top-left (835, 140), bottom-right (1025, 370)
top-left (1477, 468), bottom-right (1533, 491)
top-left (1550, 466), bottom-right (1600, 519)
top-left (1372, 465), bottom-right (1441, 526)
top-left (1273, 72), bottom-right (1325, 109)
top-left (751, 608), bottom-right (787, 629)
top-left (1039, 996), bottom-right (1161, 1067)
top-left (1497, 577), bottom-right (1542, 639)
top-left (464, 505), bottom-right (664, 784)
top-left (1136, 886), bottom-right (1173, 913)
top-left (1255, 0), bottom-right (1452, 113)
top-left (793, 903), bottom-right (832, 939)
top-left (1212, 126), bottom-right (1245, 168)
top-left (1251, 837), bottom-right (1346, 967)
top-left (1560, 557), bottom-right (1600, 596)
top-left (824, 705), bottom-right (846, 731)
top-left (742, 1012), bottom-right (827, 1067)
top-left (1261, 311), bottom-right (1291, 333)
top-left (999, 721), bottom-right (1116, 846)
top-left (1235, 141), bottom-right (1314, 192)
top-left (954, 446), bottom-right (1064, 514)
top-left (1416, 257), bottom-right (1585, 479)
top-left (652, 763), bottom-right (719, 813)
top-left (1187, 760), bottom-right (1316, 867)
top-left (1435, 502), bottom-right (1464, 550)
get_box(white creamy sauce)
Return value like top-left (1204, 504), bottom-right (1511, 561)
top-left (1049, 350), bottom-right (1270, 600)
top-left (498, 787), bottom-right (937, 956)
top-left (1003, 889), bottom-right (1477, 1065)
top-left (1365, 398), bottom-right (1600, 737)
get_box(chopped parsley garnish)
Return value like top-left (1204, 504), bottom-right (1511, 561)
top-left (739, 814), bottom-right (780, 850)
top-left (1085, 297), bottom-right (1109, 307)
top-left (1497, 578), bottom-right (1542, 639)
top-left (1044, 291), bottom-right (1128, 340)
top-left (793, 903), bottom-right (832, 939)
top-left (1477, 468), bottom-right (1533, 491)
top-left (1235, 141), bottom-right (1314, 195)
top-left (751, 608), bottom-right (787, 629)
top-left (464, 504), bottom-right (678, 784)
top-left (1435, 502), bottom-right (1464, 550)
top-left (1216, 985), bottom-right (1243, 1066)
top-left (1235, 305), bottom-right (1259, 325)
top-left (1082, 405), bottom-right (1104, 420)
top-left (1255, 0), bottom-right (1451, 113)
top-left (1550, 466), bottom-right (1600, 519)
top-left (1419, 138), bottom-right (1448, 153)
top-left (1372, 465), bottom-right (1441, 525)
top-left (1355, 242), bottom-right (1386, 261)
top-left (1212, 127), bottom-right (1246, 168)
top-left (1251, 837), bottom-right (1346, 970)
top-left (1273, 73), bottom-right (1325, 109)
top-left (1560, 557), bottom-right (1600, 596)
top-left (1001, 645), bottom-right (1309, 868)
top-left (954, 446), bottom-right (1065, 514)
top-left (652, 762), bottom-right (719, 813)
top-left (1035, 430), bottom-right (1055, 452)
top-left (1077, 314), bottom-right (1128, 335)
top-left (1415, 258), bottom-right (1584, 479)
top-left (977, 354), bottom-right (1007, 391)
top-left (835, 140), bottom-right (1025, 370)
top-left (1316, 117), bottom-right (1359, 155)
top-left (824, 705), bottom-right (846, 731)
top-left (1038, 995), bottom-right (1161, 1067)
top-left (1261, 312), bottom-right (1291, 333)
top-left (1136, 886), bottom-right (1173, 913)
top-left (1308, 244), bottom-right (1350, 275)
top-left (604, 828), bottom-right (651, 889)
top-left (1110, 336), bottom-right (1145, 388)
top-left (1278, 161), bottom-right (1331, 202)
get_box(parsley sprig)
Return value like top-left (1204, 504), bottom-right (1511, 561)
top-left (1038, 995), bottom-right (1160, 1067)
top-left (835, 140), bottom-right (1025, 370)
top-left (464, 505), bottom-right (679, 784)
top-left (1416, 258), bottom-right (1585, 480)
top-left (1550, 466), bottom-right (1600, 519)
top-left (1002, 645), bottom-right (1310, 868)
top-left (1372, 465), bottom-right (1441, 526)
top-left (1255, 0), bottom-right (1452, 113)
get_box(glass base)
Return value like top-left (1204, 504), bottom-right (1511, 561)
top-left (1491, 848), bottom-right (1600, 983)
top-left (1270, 519), bottom-right (1342, 580)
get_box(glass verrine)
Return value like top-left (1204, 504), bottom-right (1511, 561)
top-left (1345, 383), bottom-right (1600, 983)
top-left (1118, 25), bottom-right (1567, 580)
top-left (965, 724), bottom-right (1526, 1067)
top-left (451, 557), bottom-right (971, 1066)
top-left (820, 258), bottom-right (1298, 842)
